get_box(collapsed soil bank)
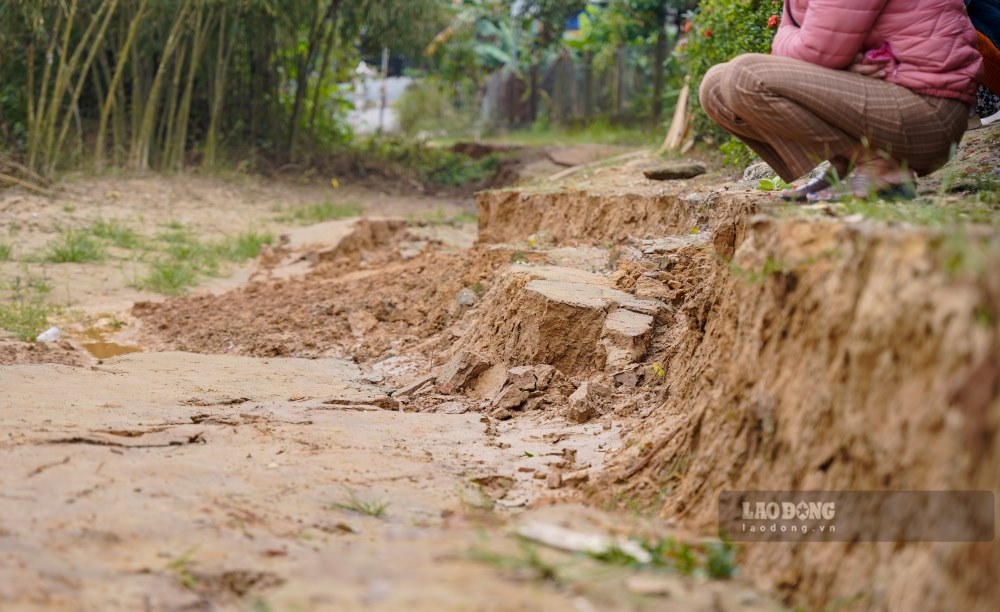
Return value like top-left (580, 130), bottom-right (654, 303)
top-left (594, 208), bottom-right (1000, 611)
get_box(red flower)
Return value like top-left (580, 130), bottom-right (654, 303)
top-left (682, 20), bottom-right (692, 34)
top-left (704, 29), bottom-right (713, 38)
top-left (767, 15), bottom-right (779, 28)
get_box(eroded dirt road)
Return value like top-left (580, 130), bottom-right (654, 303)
top-left (1, 172), bottom-right (773, 611)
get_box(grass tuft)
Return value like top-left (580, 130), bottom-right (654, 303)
top-left (43, 229), bottom-right (105, 263)
top-left (330, 490), bottom-right (389, 518)
top-left (140, 260), bottom-right (199, 295)
top-left (216, 228), bottom-right (275, 261)
top-left (0, 299), bottom-right (58, 341)
top-left (0, 242), bottom-right (11, 261)
top-left (89, 219), bottom-right (143, 249)
top-left (277, 200), bottom-right (363, 224)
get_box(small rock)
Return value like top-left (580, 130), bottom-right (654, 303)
top-left (507, 366), bottom-right (538, 391)
top-left (533, 471), bottom-right (547, 480)
top-left (437, 351), bottom-right (491, 394)
top-left (613, 368), bottom-right (641, 388)
top-left (492, 409), bottom-right (514, 421)
top-left (624, 574), bottom-right (681, 597)
top-left (456, 288), bottom-right (478, 307)
top-left (562, 448), bottom-right (577, 464)
top-left (565, 382), bottom-right (612, 424)
top-left (546, 472), bottom-right (563, 489)
top-left (562, 469), bottom-right (590, 486)
top-left (742, 161), bottom-right (774, 182)
top-left (492, 385), bottom-right (530, 412)
top-left (436, 401), bottom-right (470, 414)
top-left (644, 162), bottom-right (707, 181)
top-left (347, 311), bottom-right (378, 337)
top-left (362, 372), bottom-right (385, 384)
top-left (391, 375), bottom-right (437, 398)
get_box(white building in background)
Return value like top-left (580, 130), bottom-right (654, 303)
top-left (347, 61), bottom-right (413, 135)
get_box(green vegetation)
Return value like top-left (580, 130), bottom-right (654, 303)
top-left (89, 219), bottom-right (143, 249)
top-left (0, 299), bottom-right (57, 342)
top-left (139, 226), bottom-right (275, 295)
top-left (757, 176), bottom-right (790, 192)
top-left (277, 201), bottom-right (364, 225)
top-left (0, 242), bottom-right (11, 261)
top-left (330, 490), bottom-right (390, 518)
top-left (0, 1), bottom-right (452, 180)
top-left (418, 207), bottom-right (478, 227)
top-left (42, 229), bottom-right (106, 263)
top-left (0, 271), bottom-right (59, 341)
top-left (348, 138), bottom-right (500, 187)
top-left (472, 534), bottom-right (738, 587)
top-left (166, 547), bottom-right (199, 590)
top-left (218, 228), bottom-right (275, 261)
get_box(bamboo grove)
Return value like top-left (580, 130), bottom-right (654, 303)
top-left (0, 0), bottom-right (451, 179)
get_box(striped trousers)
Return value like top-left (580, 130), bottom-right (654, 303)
top-left (699, 54), bottom-right (970, 182)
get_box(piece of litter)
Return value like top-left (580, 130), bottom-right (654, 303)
top-left (36, 327), bottom-right (61, 343)
top-left (514, 520), bottom-right (653, 564)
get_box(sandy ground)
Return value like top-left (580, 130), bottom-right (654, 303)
top-left (0, 167), bottom-right (772, 611)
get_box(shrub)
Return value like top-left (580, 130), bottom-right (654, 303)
top-left (679, 0), bottom-right (781, 163)
top-left (396, 77), bottom-right (477, 137)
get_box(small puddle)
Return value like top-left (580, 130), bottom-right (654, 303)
top-left (83, 342), bottom-right (143, 359)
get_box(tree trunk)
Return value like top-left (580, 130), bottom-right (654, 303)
top-left (652, 30), bottom-right (667, 122)
top-left (130, 0), bottom-right (191, 170)
top-left (96, 0), bottom-right (147, 169)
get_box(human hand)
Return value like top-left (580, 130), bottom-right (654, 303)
top-left (847, 53), bottom-right (888, 79)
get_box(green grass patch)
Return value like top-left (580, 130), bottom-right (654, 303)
top-left (89, 219), bottom-right (143, 250)
top-left (0, 298), bottom-right (58, 341)
top-left (418, 207), bottom-right (478, 227)
top-left (139, 226), bottom-right (274, 295)
top-left (140, 260), bottom-right (200, 295)
top-left (277, 200), bottom-right (363, 224)
top-left (42, 229), bottom-right (106, 263)
top-left (495, 118), bottom-right (661, 148)
top-left (0, 242), bottom-right (11, 261)
top-left (835, 196), bottom-right (1000, 227)
top-left (216, 228), bottom-right (275, 261)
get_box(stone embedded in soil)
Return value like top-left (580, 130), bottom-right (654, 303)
top-left (392, 374), bottom-right (437, 398)
top-left (348, 310), bottom-right (379, 337)
top-left (643, 162), bottom-right (707, 181)
top-left (436, 351), bottom-right (491, 394)
top-left (492, 385), bottom-right (531, 412)
top-left (600, 309), bottom-right (655, 370)
top-left (566, 381), bottom-right (612, 424)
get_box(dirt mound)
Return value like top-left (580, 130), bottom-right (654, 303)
top-left (134, 246), bottom-right (518, 367)
top-left (592, 211), bottom-right (1000, 610)
top-left (0, 340), bottom-right (88, 367)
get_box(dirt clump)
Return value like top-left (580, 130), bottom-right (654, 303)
top-left (0, 340), bottom-right (88, 367)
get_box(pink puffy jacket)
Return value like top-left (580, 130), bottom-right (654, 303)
top-left (773, 0), bottom-right (983, 105)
